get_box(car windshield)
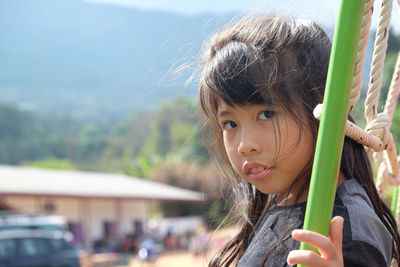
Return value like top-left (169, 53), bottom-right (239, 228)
top-left (19, 238), bottom-right (48, 257)
top-left (0, 225), bottom-right (63, 231)
top-left (48, 237), bottom-right (73, 251)
top-left (0, 236), bottom-right (72, 260)
top-left (0, 239), bottom-right (16, 260)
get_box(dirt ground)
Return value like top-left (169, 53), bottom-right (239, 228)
top-left (124, 226), bottom-right (238, 267)
top-left (128, 250), bottom-right (211, 267)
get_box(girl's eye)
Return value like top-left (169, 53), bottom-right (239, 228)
top-left (258, 110), bottom-right (275, 120)
top-left (221, 120), bottom-right (237, 131)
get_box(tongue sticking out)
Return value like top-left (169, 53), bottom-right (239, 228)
top-left (250, 167), bottom-right (266, 174)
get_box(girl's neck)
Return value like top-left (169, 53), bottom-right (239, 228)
top-left (274, 171), bottom-right (347, 206)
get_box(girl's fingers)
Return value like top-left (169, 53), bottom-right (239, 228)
top-left (291, 229), bottom-right (335, 258)
top-left (287, 249), bottom-right (327, 267)
top-left (289, 216), bottom-right (344, 267)
top-left (329, 216), bottom-right (344, 252)
top-left (291, 216), bottom-right (343, 260)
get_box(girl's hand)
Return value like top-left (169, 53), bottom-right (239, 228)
top-left (287, 216), bottom-right (344, 267)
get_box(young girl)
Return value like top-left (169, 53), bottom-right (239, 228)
top-left (198, 15), bottom-right (400, 266)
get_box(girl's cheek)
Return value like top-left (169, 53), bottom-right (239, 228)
top-left (223, 131), bottom-right (235, 147)
top-left (222, 135), bottom-right (233, 155)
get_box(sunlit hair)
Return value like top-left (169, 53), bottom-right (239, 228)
top-left (198, 15), bottom-right (400, 266)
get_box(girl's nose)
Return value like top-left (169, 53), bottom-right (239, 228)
top-left (237, 132), bottom-right (263, 155)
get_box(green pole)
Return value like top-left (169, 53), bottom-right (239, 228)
top-left (299, 0), bottom-right (364, 262)
top-left (391, 187), bottom-right (399, 215)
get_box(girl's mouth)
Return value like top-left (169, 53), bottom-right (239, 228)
top-left (248, 167), bottom-right (273, 180)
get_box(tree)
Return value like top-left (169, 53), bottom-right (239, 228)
top-left (150, 161), bottom-right (231, 229)
top-left (23, 158), bottom-right (77, 170)
top-left (0, 103), bottom-right (49, 164)
top-left (140, 97), bottom-right (204, 160)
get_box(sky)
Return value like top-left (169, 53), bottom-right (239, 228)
top-left (86, 0), bottom-right (400, 34)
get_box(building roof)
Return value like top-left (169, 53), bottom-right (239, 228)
top-left (0, 165), bottom-right (204, 202)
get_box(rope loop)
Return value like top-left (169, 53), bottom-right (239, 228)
top-left (365, 113), bottom-right (391, 151)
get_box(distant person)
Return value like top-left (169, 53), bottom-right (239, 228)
top-left (164, 228), bottom-right (176, 250)
top-left (122, 234), bottom-right (134, 253)
top-left (189, 224), bottom-right (209, 257)
top-left (197, 14), bottom-right (400, 266)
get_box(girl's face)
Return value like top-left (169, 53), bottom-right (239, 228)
top-left (217, 100), bottom-right (314, 204)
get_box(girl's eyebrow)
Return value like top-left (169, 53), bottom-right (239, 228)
top-left (217, 110), bottom-right (231, 118)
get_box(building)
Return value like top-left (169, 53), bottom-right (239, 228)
top-left (0, 165), bottom-right (204, 249)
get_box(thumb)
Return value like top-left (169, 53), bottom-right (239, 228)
top-left (329, 216), bottom-right (344, 251)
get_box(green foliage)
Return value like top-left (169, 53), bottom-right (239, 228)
top-left (141, 121), bottom-right (166, 157)
top-left (391, 106), bottom-right (400, 152)
top-left (139, 97), bottom-right (208, 162)
top-left (0, 96), bottom-right (209, 171)
top-left (125, 155), bottom-right (154, 179)
top-left (0, 103), bottom-right (49, 164)
top-left (380, 52), bottom-right (399, 106)
top-left (382, 32), bottom-right (400, 153)
top-left (124, 165), bottom-right (143, 178)
top-left (76, 124), bottom-right (107, 158)
top-left (170, 122), bottom-right (196, 149)
top-left (379, 31), bottom-right (400, 108)
top-left (387, 30), bottom-right (400, 54)
top-left (23, 158), bottom-right (77, 170)
top-left (137, 155), bottom-right (152, 177)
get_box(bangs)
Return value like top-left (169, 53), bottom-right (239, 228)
top-left (202, 41), bottom-right (274, 107)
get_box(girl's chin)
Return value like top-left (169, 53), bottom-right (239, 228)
top-left (247, 183), bottom-right (298, 202)
top-left (247, 183), bottom-right (280, 195)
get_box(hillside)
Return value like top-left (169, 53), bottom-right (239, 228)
top-left (0, 0), bottom-right (232, 120)
top-left (0, 0), bottom-right (374, 121)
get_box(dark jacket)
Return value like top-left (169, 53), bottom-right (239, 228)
top-left (237, 179), bottom-right (392, 267)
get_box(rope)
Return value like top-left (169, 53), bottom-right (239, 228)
top-left (314, 0), bottom-right (374, 115)
top-left (376, 160), bottom-right (388, 198)
top-left (364, 0), bottom-right (392, 123)
top-left (312, 0), bottom-right (400, 217)
top-left (375, 52), bottom-right (400, 192)
top-left (348, 0), bottom-right (374, 112)
top-left (313, 0), bottom-right (399, 187)
top-left (314, 105), bottom-right (387, 151)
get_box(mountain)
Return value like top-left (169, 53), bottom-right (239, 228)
top-left (0, 0), bottom-right (373, 121)
top-left (0, 0), bottom-right (231, 120)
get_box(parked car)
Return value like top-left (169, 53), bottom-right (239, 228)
top-left (0, 211), bottom-right (73, 242)
top-left (0, 211), bottom-right (66, 231)
top-left (0, 229), bottom-right (81, 267)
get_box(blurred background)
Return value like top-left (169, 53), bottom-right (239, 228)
top-left (0, 0), bottom-right (399, 266)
